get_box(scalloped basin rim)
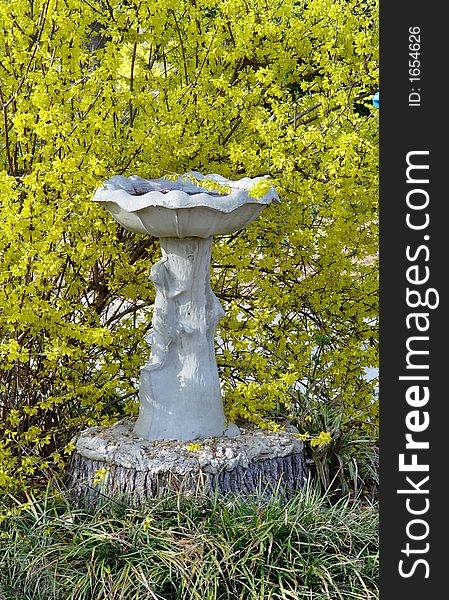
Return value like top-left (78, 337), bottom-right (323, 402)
top-left (95, 189), bottom-right (276, 214)
top-left (93, 172), bottom-right (280, 214)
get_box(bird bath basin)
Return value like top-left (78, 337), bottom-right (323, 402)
top-left (93, 172), bottom-right (279, 441)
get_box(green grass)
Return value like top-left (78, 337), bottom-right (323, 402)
top-left (0, 483), bottom-right (378, 600)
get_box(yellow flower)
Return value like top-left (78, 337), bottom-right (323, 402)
top-left (93, 467), bottom-right (109, 485)
top-left (310, 431), bottom-right (332, 448)
top-left (186, 443), bottom-right (202, 452)
top-left (142, 516), bottom-right (153, 531)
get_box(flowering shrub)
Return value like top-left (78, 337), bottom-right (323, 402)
top-left (0, 0), bottom-right (378, 491)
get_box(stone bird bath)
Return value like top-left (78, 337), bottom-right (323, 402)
top-left (69, 172), bottom-right (307, 505)
top-left (92, 172), bottom-right (279, 442)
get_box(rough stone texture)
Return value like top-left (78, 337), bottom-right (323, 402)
top-left (68, 418), bottom-right (307, 506)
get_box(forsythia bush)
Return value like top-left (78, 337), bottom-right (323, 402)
top-left (0, 0), bottom-right (378, 491)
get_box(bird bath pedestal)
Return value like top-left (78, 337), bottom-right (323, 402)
top-left (69, 173), bottom-right (307, 504)
top-left (136, 234), bottom-right (230, 441)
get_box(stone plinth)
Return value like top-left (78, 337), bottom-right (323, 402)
top-left (68, 419), bottom-right (307, 506)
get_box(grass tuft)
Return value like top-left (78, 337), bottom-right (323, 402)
top-left (0, 483), bottom-right (378, 599)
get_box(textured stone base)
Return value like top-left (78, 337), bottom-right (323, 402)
top-left (68, 418), bottom-right (307, 506)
